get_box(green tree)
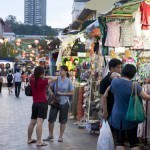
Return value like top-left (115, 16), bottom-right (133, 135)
top-left (5, 15), bottom-right (17, 24)
top-left (5, 15), bottom-right (59, 36)
top-left (0, 42), bottom-right (17, 58)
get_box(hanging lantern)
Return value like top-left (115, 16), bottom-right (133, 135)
top-left (28, 45), bottom-right (32, 49)
top-left (16, 39), bottom-right (21, 43)
top-left (16, 42), bottom-right (20, 47)
top-left (34, 40), bottom-right (39, 45)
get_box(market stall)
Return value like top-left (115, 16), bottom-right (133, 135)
top-left (97, 0), bottom-right (150, 144)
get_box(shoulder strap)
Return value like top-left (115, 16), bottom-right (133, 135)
top-left (56, 78), bottom-right (58, 92)
top-left (131, 82), bottom-right (138, 96)
top-left (131, 82), bottom-right (135, 95)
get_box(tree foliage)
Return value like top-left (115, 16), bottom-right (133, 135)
top-left (5, 15), bottom-right (58, 36)
top-left (0, 42), bottom-right (17, 58)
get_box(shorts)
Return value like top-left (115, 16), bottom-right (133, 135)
top-left (48, 102), bottom-right (69, 124)
top-left (7, 82), bottom-right (13, 87)
top-left (115, 127), bottom-right (139, 148)
top-left (31, 102), bottom-right (48, 120)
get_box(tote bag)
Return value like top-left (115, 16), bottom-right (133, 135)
top-left (126, 82), bottom-right (145, 123)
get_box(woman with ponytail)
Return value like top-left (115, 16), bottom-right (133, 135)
top-left (27, 66), bottom-right (56, 147)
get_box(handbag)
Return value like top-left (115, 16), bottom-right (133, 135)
top-left (25, 84), bottom-right (32, 96)
top-left (125, 82), bottom-right (145, 123)
top-left (47, 79), bottom-right (60, 108)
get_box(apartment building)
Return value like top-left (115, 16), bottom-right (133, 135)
top-left (24, 0), bottom-right (46, 26)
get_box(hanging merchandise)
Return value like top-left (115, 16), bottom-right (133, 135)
top-left (120, 20), bottom-right (134, 47)
top-left (140, 1), bottom-right (150, 30)
top-left (86, 20), bottom-right (100, 36)
top-left (94, 37), bottom-right (100, 54)
top-left (98, 17), bottom-right (108, 56)
top-left (110, 50), bottom-right (117, 58)
top-left (71, 38), bottom-right (86, 56)
top-left (85, 38), bottom-right (94, 51)
top-left (132, 11), bottom-right (142, 37)
top-left (104, 21), bottom-right (121, 48)
top-left (132, 11), bottom-right (144, 49)
top-left (142, 30), bottom-right (150, 50)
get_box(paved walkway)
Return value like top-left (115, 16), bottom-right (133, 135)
top-left (0, 87), bottom-right (98, 150)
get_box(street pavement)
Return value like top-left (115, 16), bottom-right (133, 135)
top-left (0, 87), bottom-right (98, 150)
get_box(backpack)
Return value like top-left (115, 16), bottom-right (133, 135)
top-left (7, 74), bottom-right (13, 82)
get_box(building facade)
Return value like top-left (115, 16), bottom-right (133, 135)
top-left (24, 0), bottom-right (46, 26)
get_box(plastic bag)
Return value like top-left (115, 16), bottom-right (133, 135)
top-left (97, 120), bottom-right (114, 150)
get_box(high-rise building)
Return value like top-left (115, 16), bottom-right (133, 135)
top-left (24, 0), bottom-right (46, 26)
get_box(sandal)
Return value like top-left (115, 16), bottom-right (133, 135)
top-left (43, 136), bottom-right (54, 142)
top-left (58, 137), bottom-right (63, 142)
top-left (37, 143), bottom-right (48, 147)
top-left (28, 139), bottom-right (37, 144)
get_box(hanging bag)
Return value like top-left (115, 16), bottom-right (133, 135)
top-left (97, 120), bottom-right (114, 150)
top-left (126, 82), bottom-right (145, 123)
top-left (47, 79), bottom-right (60, 108)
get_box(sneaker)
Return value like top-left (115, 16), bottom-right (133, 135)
top-left (43, 136), bottom-right (54, 142)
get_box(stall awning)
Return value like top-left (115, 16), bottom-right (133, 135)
top-left (85, 0), bottom-right (141, 15)
top-left (78, 9), bottom-right (96, 21)
top-left (85, 0), bottom-right (120, 15)
top-left (71, 8), bottom-right (96, 30)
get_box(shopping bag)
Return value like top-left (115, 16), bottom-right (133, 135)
top-left (126, 82), bottom-right (145, 123)
top-left (25, 84), bottom-right (32, 96)
top-left (97, 120), bottom-right (114, 150)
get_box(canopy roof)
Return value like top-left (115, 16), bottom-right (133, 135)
top-left (71, 9), bottom-right (96, 30)
top-left (85, 0), bottom-right (141, 15)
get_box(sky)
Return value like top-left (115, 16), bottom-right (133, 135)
top-left (0, 0), bottom-right (73, 28)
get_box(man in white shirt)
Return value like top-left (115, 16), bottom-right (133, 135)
top-left (14, 69), bottom-right (22, 97)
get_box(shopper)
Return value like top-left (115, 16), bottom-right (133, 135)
top-left (27, 66), bottom-right (57, 147)
top-left (103, 64), bottom-right (150, 150)
top-left (6, 70), bottom-right (13, 94)
top-left (26, 70), bottom-right (32, 84)
top-left (44, 65), bottom-right (74, 142)
top-left (14, 69), bottom-right (22, 97)
top-left (21, 71), bottom-right (26, 90)
top-left (100, 58), bottom-right (122, 119)
top-left (0, 73), bottom-right (3, 94)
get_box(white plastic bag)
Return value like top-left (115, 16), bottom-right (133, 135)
top-left (97, 120), bottom-right (114, 150)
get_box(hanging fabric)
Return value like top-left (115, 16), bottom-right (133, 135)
top-left (105, 21), bottom-right (121, 47)
top-left (98, 17), bottom-right (108, 64)
top-left (132, 11), bottom-right (144, 50)
top-left (120, 20), bottom-right (134, 47)
top-left (140, 1), bottom-right (150, 30)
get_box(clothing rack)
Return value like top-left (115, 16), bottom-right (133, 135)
top-left (140, 83), bottom-right (150, 149)
top-left (104, 14), bottom-right (134, 22)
